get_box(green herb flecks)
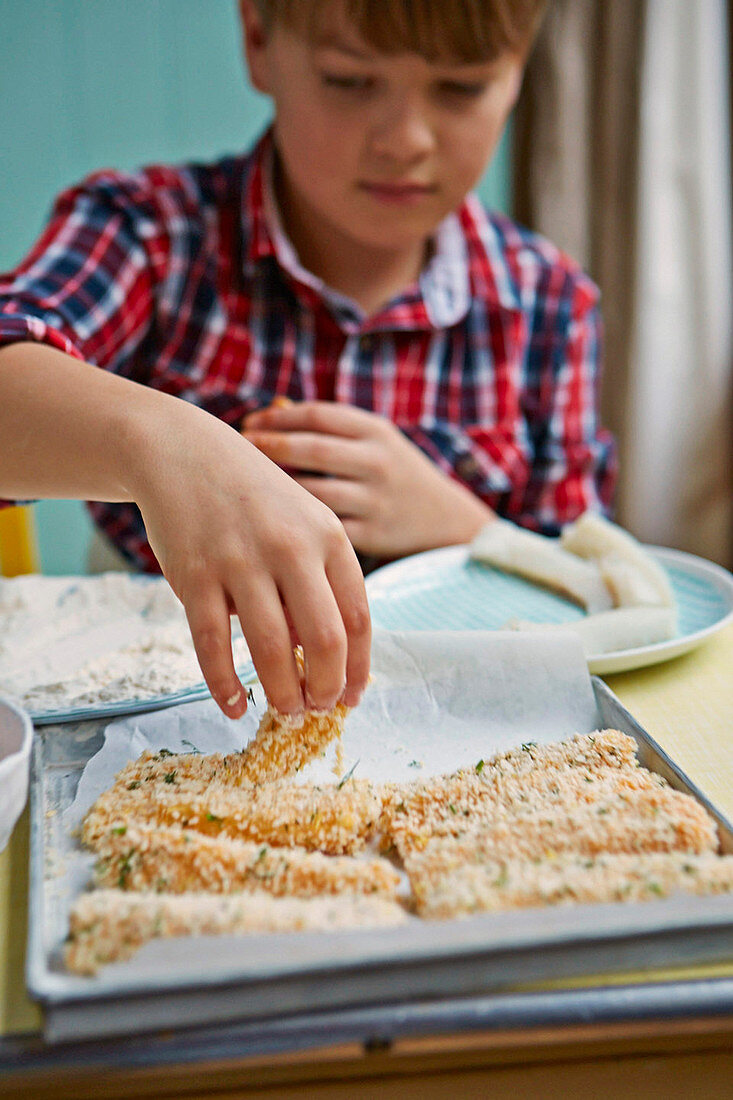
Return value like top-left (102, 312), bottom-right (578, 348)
top-left (117, 850), bottom-right (136, 888)
top-left (337, 758), bottom-right (360, 790)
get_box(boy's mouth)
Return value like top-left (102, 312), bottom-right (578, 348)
top-left (359, 181), bottom-right (436, 205)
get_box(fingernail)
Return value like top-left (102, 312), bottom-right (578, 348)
top-left (305, 692), bottom-right (337, 713)
top-left (272, 703), bottom-right (305, 718)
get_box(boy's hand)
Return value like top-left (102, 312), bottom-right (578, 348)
top-left (136, 408), bottom-right (371, 719)
top-left (0, 345), bottom-right (370, 722)
top-left (242, 402), bottom-right (493, 558)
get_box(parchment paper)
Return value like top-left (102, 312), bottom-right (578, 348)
top-left (66, 629), bottom-right (600, 831)
top-left (39, 629), bottom-right (602, 982)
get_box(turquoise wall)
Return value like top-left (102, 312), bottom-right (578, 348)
top-left (1, 0), bottom-right (511, 575)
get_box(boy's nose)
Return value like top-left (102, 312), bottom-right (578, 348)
top-left (368, 96), bottom-right (436, 162)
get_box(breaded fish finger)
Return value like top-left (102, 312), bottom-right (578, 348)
top-left (413, 852), bottom-right (733, 919)
top-left (65, 889), bottom-right (408, 974)
top-left (92, 823), bottom-right (401, 898)
top-left (82, 777), bottom-right (380, 855)
top-left (114, 704), bottom-right (348, 791)
top-left (402, 785), bottom-right (718, 878)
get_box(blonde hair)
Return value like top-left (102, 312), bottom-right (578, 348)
top-left (251, 0), bottom-right (547, 62)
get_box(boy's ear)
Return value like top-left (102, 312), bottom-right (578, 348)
top-left (239, 0), bottom-right (272, 95)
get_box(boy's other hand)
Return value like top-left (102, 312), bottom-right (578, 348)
top-left (243, 401), bottom-right (493, 558)
top-left (136, 408), bottom-right (370, 719)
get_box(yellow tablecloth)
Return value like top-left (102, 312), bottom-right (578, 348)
top-left (2, 624), bottom-right (733, 1037)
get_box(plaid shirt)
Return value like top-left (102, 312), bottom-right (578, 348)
top-left (0, 130), bottom-right (616, 572)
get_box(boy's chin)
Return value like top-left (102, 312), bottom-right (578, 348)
top-left (349, 203), bottom-right (445, 244)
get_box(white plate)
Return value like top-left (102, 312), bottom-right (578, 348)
top-left (366, 545), bottom-right (733, 675)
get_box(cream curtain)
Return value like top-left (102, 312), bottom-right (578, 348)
top-left (513, 0), bottom-right (733, 566)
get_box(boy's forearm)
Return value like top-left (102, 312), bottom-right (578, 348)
top-left (0, 342), bottom-right (194, 505)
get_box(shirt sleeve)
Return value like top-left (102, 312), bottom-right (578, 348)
top-left (0, 173), bottom-right (160, 371)
top-left (0, 173), bottom-right (161, 508)
top-left (400, 280), bottom-right (617, 537)
top-left (519, 285), bottom-right (617, 534)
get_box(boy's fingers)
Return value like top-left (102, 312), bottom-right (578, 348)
top-left (325, 553), bottom-right (372, 708)
top-left (243, 429), bottom-right (364, 478)
top-left (230, 575), bottom-right (305, 715)
top-left (292, 475), bottom-right (368, 518)
top-left (184, 586), bottom-right (247, 719)
top-left (277, 570), bottom-right (351, 712)
top-left (245, 401), bottom-right (373, 438)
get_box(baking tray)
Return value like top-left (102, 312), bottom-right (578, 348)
top-left (26, 678), bottom-right (733, 1043)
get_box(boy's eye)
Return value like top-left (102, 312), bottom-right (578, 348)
top-left (321, 73), bottom-right (374, 92)
top-left (437, 80), bottom-right (487, 99)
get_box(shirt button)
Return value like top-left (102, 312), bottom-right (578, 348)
top-left (456, 455), bottom-right (481, 480)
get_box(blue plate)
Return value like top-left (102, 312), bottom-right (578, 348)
top-left (366, 545), bottom-right (733, 675)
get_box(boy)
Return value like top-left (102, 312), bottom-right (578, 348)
top-left (0, 0), bottom-right (615, 717)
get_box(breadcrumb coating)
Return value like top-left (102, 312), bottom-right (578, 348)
top-left (402, 784), bottom-right (718, 883)
top-left (243, 700), bottom-right (349, 783)
top-left (387, 770), bottom-right (703, 855)
top-left (382, 732), bottom-right (664, 854)
top-left (65, 888), bottom-right (408, 974)
top-left (113, 711), bottom-right (348, 791)
top-left (92, 823), bottom-right (401, 898)
top-left (69, 726), bottom-right (733, 973)
top-left (82, 776), bottom-right (380, 855)
top-left (413, 852), bottom-right (733, 919)
top-left (112, 643), bottom-right (347, 790)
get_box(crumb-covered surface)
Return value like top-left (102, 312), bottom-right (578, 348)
top-left (40, 633), bottom-right (730, 985)
top-left (66, 726), bottom-right (732, 974)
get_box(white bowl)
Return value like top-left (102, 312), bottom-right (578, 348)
top-left (0, 695), bottom-right (33, 853)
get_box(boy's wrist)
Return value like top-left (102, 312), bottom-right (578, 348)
top-left (120, 389), bottom-right (242, 510)
top-left (114, 386), bottom-right (205, 504)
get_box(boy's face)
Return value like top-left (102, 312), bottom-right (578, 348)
top-left (242, 1), bottom-right (524, 259)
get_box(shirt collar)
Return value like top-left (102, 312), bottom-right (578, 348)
top-left (241, 129), bottom-right (471, 332)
